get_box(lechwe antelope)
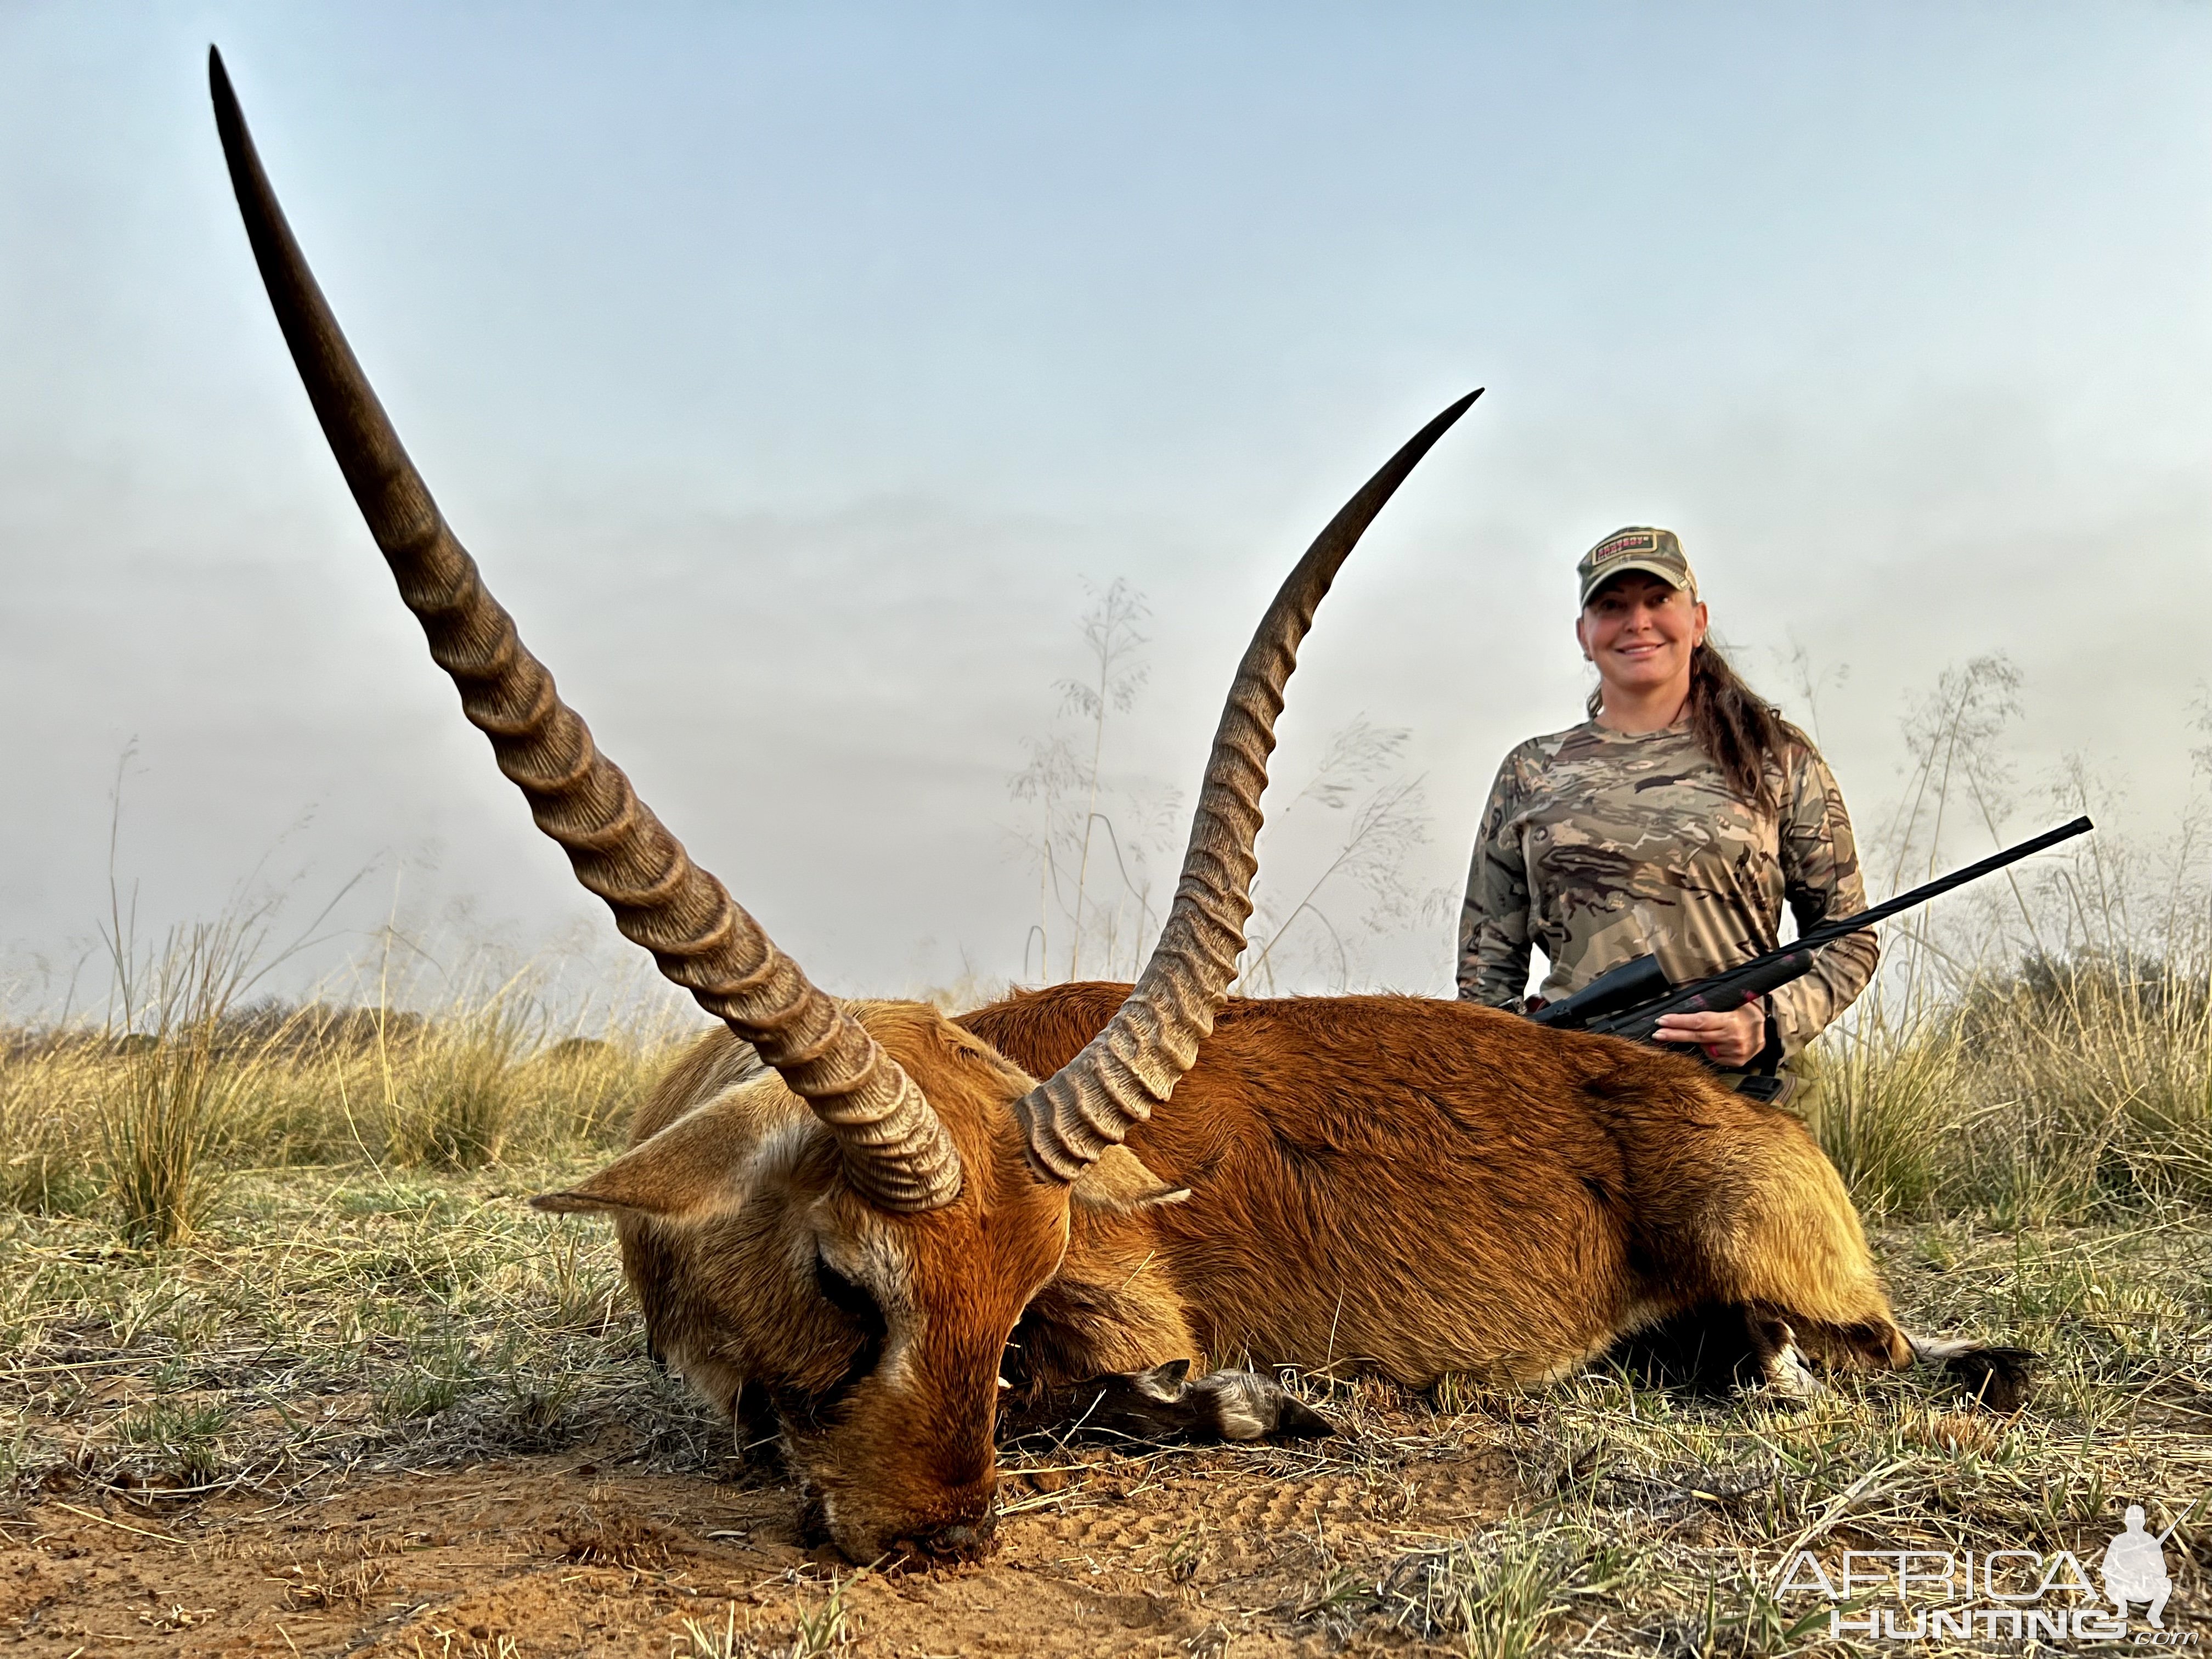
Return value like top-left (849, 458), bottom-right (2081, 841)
top-left (211, 51), bottom-right (2028, 1566)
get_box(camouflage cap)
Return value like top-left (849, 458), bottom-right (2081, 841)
top-left (1577, 526), bottom-right (1697, 607)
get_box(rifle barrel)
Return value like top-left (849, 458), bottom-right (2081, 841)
top-left (1795, 816), bottom-right (2092, 953)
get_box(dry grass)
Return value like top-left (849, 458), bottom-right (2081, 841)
top-left (0, 1164), bottom-right (2203, 1652)
top-left (1265, 1217), bottom-right (2209, 1655)
top-left (3, 860), bottom-right (2208, 1647)
top-left (14, 941), bottom-right (2207, 1250)
top-left (0, 978), bottom-right (683, 1248)
top-left (1805, 949), bottom-right (2212, 1224)
top-left (0, 1159), bottom-right (735, 1501)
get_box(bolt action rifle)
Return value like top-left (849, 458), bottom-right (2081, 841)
top-left (1524, 816), bottom-right (2094, 1097)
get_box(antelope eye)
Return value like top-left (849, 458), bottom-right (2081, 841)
top-left (814, 1255), bottom-right (883, 1330)
top-left (809, 1254), bottom-right (889, 1410)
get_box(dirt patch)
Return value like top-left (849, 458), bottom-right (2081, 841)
top-left (0, 1431), bottom-right (1516, 1656)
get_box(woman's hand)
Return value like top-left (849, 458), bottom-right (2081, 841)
top-left (1653, 1001), bottom-right (1768, 1068)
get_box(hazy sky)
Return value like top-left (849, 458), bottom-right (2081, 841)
top-left (4, 3), bottom-right (2209, 1016)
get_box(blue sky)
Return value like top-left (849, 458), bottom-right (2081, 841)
top-left (3, 3), bottom-right (2208, 1011)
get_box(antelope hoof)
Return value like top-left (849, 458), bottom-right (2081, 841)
top-left (1760, 1328), bottom-right (1827, 1402)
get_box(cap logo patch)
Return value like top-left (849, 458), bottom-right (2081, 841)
top-left (1592, 532), bottom-right (1657, 564)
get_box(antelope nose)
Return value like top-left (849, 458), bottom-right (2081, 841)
top-left (919, 1517), bottom-right (995, 1561)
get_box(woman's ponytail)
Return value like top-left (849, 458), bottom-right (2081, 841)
top-left (1688, 642), bottom-right (1805, 812)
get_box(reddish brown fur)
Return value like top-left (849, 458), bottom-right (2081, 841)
top-left (554, 984), bottom-right (1944, 1561)
top-left (963, 985), bottom-right (1910, 1386)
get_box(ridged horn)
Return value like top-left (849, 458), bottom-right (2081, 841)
top-left (207, 48), bottom-right (961, 1212)
top-left (1017, 390), bottom-right (1482, 1180)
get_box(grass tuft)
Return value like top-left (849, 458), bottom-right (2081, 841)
top-left (1378, 1519), bottom-right (1632, 1658)
top-left (114, 1398), bottom-right (234, 1482)
top-left (788, 1573), bottom-right (860, 1658)
top-left (1805, 950), bottom-right (2212, 1222)
top-left (93, 915), bottom-right (283, 1247)
top-left (377, 999), bottom-right (529, 1170)
top-left (1, 964), bottom-right (683, 1251)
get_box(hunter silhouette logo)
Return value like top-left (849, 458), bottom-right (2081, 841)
top-left (2103, 1504), bottom-right (2177, 1629)
top-left (1776, 1497), bottom-right (2196, 1644)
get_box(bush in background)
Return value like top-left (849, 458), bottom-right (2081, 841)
top-left (1810, 949), bottom-right (2212, 1225)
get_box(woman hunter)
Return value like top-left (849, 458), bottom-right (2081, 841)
top-left (1457, 527), bottom-right (1876, 1098)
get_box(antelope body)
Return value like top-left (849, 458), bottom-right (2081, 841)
top-left (630, 985), bottom-right (1914, 1395)
top-left (966, 983), bottom-right (1905, 1390)
top-left (206, 50), bottom-right (2026, 1569)
top-left (576, 985), bottom-right (2024, 1560)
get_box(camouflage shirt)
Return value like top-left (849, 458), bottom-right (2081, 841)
top-left (1455, 720), bottom-right (1876, 1063)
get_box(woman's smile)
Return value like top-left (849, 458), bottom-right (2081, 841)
top-left (1577, 570), bottom-right (1707, 716)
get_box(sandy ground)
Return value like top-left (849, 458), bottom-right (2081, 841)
top-left (1, 1424), bottom-right (1515, 1657)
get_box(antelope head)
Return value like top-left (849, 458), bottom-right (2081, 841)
top-left (208, 47), bottom-right (1476, 1562)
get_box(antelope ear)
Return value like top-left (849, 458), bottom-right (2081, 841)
top-left (1069, 1144), bottom-right (1190, 1214)
top-left (532, 1094), bottom-right (765, 1217)
top-left (1143, 1357), bottom-right (1192, 1393)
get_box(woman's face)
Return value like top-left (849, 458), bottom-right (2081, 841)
top-left (1576, 572), bottom-right (1708, 701)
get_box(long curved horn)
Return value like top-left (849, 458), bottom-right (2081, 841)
top-left (1018, 390), bottom-right (1481, 1180)
top-left (207, 48), bottom-right (960, 1212)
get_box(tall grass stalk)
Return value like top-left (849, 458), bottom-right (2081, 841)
top-left (1951, 954), bottom-right (2212, 1220)
top-left (95, 913), bottom-right (277, 1247)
